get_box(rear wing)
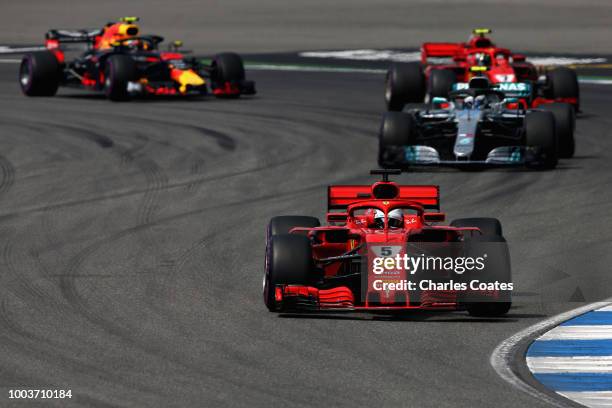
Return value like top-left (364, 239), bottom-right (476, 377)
top-left (327, 185), bottom-right (440, 210)
top-left (452, 81), bottom-right (533, 98)
top-left (45, 29), bottom-right (102, 47)
top-left (420, 42), bottom-right (464, 64)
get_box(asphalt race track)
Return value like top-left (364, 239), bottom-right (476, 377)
top-left (0, 61), bottom-right (611, 407)
top-left (1, 2), bottom-right (612, 407)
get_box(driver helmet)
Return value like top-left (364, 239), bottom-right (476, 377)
top-left (474, 94), bottom-right (487, 108)
top-left (123, 38), bottom-right (148, 51)
top-left (475, 52), bottom-right (492, 66)
top-left (373, 209), bottom-right (404, 229)
top-left (464, 95), bottom-right (474, 108)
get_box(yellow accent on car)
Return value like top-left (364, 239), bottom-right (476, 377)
top-left (473, 28), bottom-right (492, 35)
top-left (470, 66), bottom-right (488, 72)
top-left (120, 17), bottom-right (140, 23)
top-left (117, 23), bottom-right (139, 37)
top-left (176, 70), bottom-right (205, 94)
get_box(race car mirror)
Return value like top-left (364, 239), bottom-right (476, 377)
top-left (502, 97), bottom-right (518, 104)
top-left (432, 97), bottom-right (448, 105)
top-left (423, 212), bottom-right (445, 223)
top-left (326, 212), bottom-right (349, 224)
top-left (512, 54), bottom-right (526, 62)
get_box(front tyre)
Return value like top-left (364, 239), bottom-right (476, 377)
top-left (450, 221), bottom-right (511, 316)
top-left (525, 111), bottom-right (558, 169)
top-left (539, 103), bottom-right (575, 158)
top-left (19, 51), bottom-right (60, 96)
top-left (263, 234), bottom-right (312, 312)
top-left (104, 55), bottom-right (136, 101)
top-left (463, 235), bottom-right (512, 317)
top-left (378, 112), bottom-right (416, 168)
top-left (467, 302), bottom-right (511, 317)
top-left (212, 52), bottom-right (246, 98)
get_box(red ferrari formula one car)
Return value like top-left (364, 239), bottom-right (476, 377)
top-left (385, 28), bottom-right (579, 112)
top-left (19, 17), bottom-right (255, 101)
top-left (264, 170), bottom-right (512, 317)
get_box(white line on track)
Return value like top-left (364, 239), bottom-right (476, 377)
top-left (490, 300), bottom-right (612, 407)
top-left (581, 79), bottom-right (612, 85)
top-left (0, 46), bottom-right (44, 53)
top-left (299, 49), bottom-right (608, 66)
top-left (246, 63), bottom-right (385, 74)
top-left (538, 325), bottom-right (612, 341)
top-left (528, 356), bottom-right (612, 373)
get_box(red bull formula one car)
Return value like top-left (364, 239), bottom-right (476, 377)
top-left (264, 170), bottom-right (512, 317)
top-left (385, 29), bottom-right (579, 112)
top-left (19, 17), bottom-right (255, 101)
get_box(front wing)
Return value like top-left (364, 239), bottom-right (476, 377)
top-left (381, 145), bottom-right (547, 167)
top-left (275, 285), bottom-right (460, 312)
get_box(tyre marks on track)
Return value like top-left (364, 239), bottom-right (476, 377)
top-left (0, 153), bottom-right (15, 196)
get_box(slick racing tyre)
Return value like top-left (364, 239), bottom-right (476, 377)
top-left (267, 216), bottom-right (320, 237)
top-left (451, 219), bottom-right (511, 316)
top-left (428, 69), bottom-right (456, 99)
top-left (546, 67), bottom-right (579, 110)
top-left (525, 111), bottom-right (558, 170)
top-left (20, 51), bottom-right (60, 96)
top-left (378, 112), bottom-right (416, 168)
top-left (539, 103), bottom-right (575, 158)
top-left (463, 235), bottom-right (512, 317)
top-left (467, 300), bottom-right (512, 317)
top-left (104, 55), bottom-right (136, 101)
top-left (450, 217), bottom-right (503, 237)
top-left (212, 52), bottom-right (245, 98)
top-left (212, 53), bottom-right (246, 82)
top-left (385, 63), bottom-right (426, 111)
top-left (263, 234), bottom-right (312, 312)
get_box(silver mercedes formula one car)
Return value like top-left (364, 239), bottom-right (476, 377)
top-left (378, 76), bottom-right (575, 170)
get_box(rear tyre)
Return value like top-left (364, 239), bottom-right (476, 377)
top-left (539, 103), bottom-right (575, 158)
top-left (263, 234), bottom-right (312, 312)
top-left (104, 55), bottom-right (136, 101)
top-left (385, 63), bottom-right (425, 111)
top-left (378, 112), bottom-right (416, 168)
top-left (19, 51), bottom-right (60, 96)
top-left (525, 111), bottom-right (558, 169)
top-left (450, 217), bottom-right (503, 237)
top-left (428, 69), bottom-right (456, 99)
top-left (546, 67), bottom-right (579, 110)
